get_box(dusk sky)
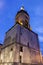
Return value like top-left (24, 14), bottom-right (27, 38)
top-left (0, 0), bottom-right (43, 54)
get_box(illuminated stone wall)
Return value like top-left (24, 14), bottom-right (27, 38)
top-left (0, 43), bottom-right (41, 64)
top-left (0, 43), bottom-right (19, 63)
top-left (0, 24), bottom-right (41, 65)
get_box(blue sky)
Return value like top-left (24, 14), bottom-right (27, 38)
top-left (0, 0), bottom-right (43, 54)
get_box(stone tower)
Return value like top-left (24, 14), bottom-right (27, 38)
top-left (0, 7), bottom-right (42, 65)
top-left (16, 6), bottom-right (30, 28)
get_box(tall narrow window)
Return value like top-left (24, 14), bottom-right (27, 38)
top-left (20, 46), bottom-right (23, 52)
top-left (20, 56), bottom-right (22, 63)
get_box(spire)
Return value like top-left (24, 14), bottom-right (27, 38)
top-left (20, 6), bottom-right (24, 10)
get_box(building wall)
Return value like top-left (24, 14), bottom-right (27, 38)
top-left (0, 24), bottom-right (41, 65)
top-left (23, 47), bottom-right (31, 63)
top-left (0, 43), bottom-right (41, 64)
top-left (20, 26), bottom-right (39, 50)
top-left (0, 43), bottom-right (30, 63)
top-left (4, 24), bottom-right (40, 51)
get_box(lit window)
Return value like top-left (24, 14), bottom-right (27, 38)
top-left (20, 22), bottom-right (23, 25)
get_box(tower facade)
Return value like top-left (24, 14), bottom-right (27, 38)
top-left (16, 6), bottom-right (30, 28)
top-left (0, 7), bottom-right (42, 65)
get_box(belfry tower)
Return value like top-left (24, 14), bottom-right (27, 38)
top-left (0, 7), bottom-right (42, 65)
top-left (16, 6), bottom-right (30, 28)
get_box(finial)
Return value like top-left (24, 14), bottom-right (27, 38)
top-left (20, 6), bottom-right (24, 10)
